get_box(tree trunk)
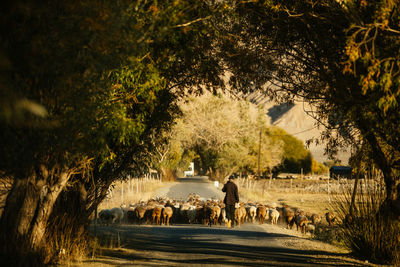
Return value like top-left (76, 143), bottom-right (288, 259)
top-left (349, 172), bottom-right (359, 217)
top-left (0, 171), bottom-right (69, 265)
top-left (359, 131), bottom-right (400, 220)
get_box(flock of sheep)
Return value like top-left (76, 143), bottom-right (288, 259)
top-left (98, 193), bottom-right (337, 235)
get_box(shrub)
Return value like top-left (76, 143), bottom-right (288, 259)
top-left (333, 181), bottom-right (400, 265)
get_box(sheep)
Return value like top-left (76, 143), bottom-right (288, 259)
top-left (310, 213), bottom-right (321, 225)
top-left (256, 205), bottom-right (268, 224)
top-left (306, 224), bottom-right (316, 235)
top-left (202, 205), bottom-right (212, 226)
top-left (152, 205), bottom-right (164, 225)
top-left (179, 203), bottom-right (191, 223)
top-left (110, 207), bottom-right (124, 224)
top-left (209, 205), bottom-right (221, 226)
top-left (234, 207), bottom-right (240, 227)
top-left (269, 208), bottom-right (280, 225)
top-left (282, 206), bottom-right (295, 229)
top-left (195, 205), bottom-right (205, 224)
top-left (295, 214), bottom-right (308, 234)
top-left (135, 205), bottom-right (147, 225)
top-left (186, 205), bottom-right (197, 224)
top-left (234, 204), bottom-right (246, 227)
top-left (220, 207), bottom-right (228, 225)
top-left (238, 204), bottom-right (247, 224)
top-left (126, 206), bottom-right (136, 224)
top-left (325, 212), bottom-right (336, 226)
top-left (247, 206), bottom-right (257, 223)
top-left (98, 209), bottom-right (113, 225)
top-left (162, 206), bottom-right (173, 226)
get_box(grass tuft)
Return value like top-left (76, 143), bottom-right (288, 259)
top-left (332, 180), bottom-right (400, 265)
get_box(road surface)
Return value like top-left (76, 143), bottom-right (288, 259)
top-left (72, 177), bottom-right (372, 266)
top-left (78, 223), bottom-right (369, 267)
top-left (155, 176), bottom-right (224, 200)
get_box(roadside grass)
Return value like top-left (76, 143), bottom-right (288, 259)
top-left (236, 177), bottom-right (347, 216)
top-left (332, 185), bottom-right (400, 265)
top-left (99, 178), bottom-right (166, 210)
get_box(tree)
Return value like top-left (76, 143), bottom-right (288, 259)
top-left (173, 93), bottom-right (284, 180)
top-left (213, 0), bottom-right (400, 214)
top-left (0, 0), bottom-right (228, 264)
top-left (268, 127), bottom-right (313, 174)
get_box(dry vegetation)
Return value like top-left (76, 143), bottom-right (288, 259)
top-left (236, 176), bottom-right (368, 217)
top-left (99, 177), bottom-right (167, 210)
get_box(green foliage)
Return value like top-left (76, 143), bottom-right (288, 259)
top-left (268, 127), bottom-right (313, 174)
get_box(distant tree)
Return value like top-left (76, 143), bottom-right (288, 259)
top-left (311, 159), bottom-right (329, 175)
top-left (173, 93), bottom-right (284, 180)
top-left (267, 127), bottom-right (313, 174)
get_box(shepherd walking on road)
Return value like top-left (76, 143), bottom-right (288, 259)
top-left (222, 175), bottom-right (239, 228)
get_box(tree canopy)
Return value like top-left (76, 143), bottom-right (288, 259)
top-left (211, 0), bottom-right (400, 207)
top-left (153, 93), bottom-right (318, 180)
top-left (0, 0), bottom-right (227, 264)
top-left (1, 0), bottom-right (399, 265)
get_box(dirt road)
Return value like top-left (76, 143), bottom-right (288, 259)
top-left (76, 223), bottom-right (370, 267)
top-left (69, 177), bottom-right (374, 266)
top-left (155, 176), bottom-right (224, 200)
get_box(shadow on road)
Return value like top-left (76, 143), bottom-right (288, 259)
top-left (86, 224), bottom-right (364, 267)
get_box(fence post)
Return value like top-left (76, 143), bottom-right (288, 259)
top-left (290, 178), bottom-right (293, 192)
top-left (121, 183), bottom-right (124, 203)
top-left (328, 176), bottom-right (331, 203)
top-left (262, 181), bottom-right (266, 197)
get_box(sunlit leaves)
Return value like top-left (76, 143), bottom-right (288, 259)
top-left (342, 1), bottom-right (400, 115)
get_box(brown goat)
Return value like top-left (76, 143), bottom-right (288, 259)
top-left (152, 206), bottom-right (163, 225)
top-left (283, 207), bottom-right (295, 229)
top-left (162, 206), bottom-right (173, 226)
top-left (209, 205), bottom-right (221, 226)
top-left (135, 206), bottom-right (147, 225)
top-left (257, 205), bottom-right (268, 224)
top-left (239, 205), bottom-right (247, 224)
top-left (296, 215), bottom-right (308, 234)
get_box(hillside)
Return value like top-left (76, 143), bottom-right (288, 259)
top-left (243, 92), bottom-right (350, 164)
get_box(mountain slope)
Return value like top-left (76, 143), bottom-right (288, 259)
top-left (244, 92), bottom-right (350, 163)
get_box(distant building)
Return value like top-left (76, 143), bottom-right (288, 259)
top-left (330, 166), bottom-right (352, 179)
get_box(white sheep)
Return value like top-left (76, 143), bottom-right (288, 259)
top-left (110, 207), bottom-right (124, 224)
top-left (306, 224), bottom-right (316, 235)
top-left (220, 207), bottom-right (228, 224)
top-left (269, 208), bottom-right (280, 225)
top-left (248, 206), bottom-right (257, 223)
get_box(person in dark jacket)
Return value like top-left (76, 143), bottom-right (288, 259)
top-left (222, 175), bottom-right (239, 228)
